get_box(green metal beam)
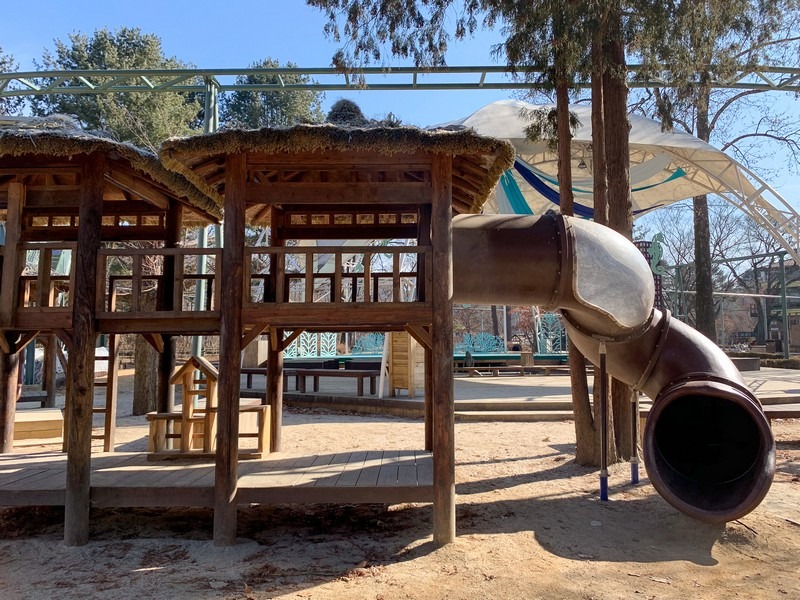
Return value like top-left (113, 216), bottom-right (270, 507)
top-left (1, 64), bottom-right (799, 98)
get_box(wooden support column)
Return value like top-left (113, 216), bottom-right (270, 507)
top-left (266, 327), bottom-right (284, 452)
top-left (424, 346), bottom-right (433, 451)
top-left (156, 205), bottom-right (182, 413)
top-left (266, 207), bottom-right (285, 452)
top-left (418, 205), bottom-right (434, 452)
top-left (214, 153), bottom-right (246, 546)
top-left (102, 334), bottom-right (120, 452)
top-left (0, 336), bottom-right (20, 453)
top-left (431, 154), bottom-right (455, 546)
top-left (43, 334), bottom-right (58, 408)
top-left (64, 152), bottom-right (104, 547)
top-left (0, 182), bottom-right (24, 327)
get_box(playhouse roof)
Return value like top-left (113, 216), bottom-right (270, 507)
top-left (0, 116), bottom-right (221, 221)
top-left (159, 123), bottom-right (515, 217)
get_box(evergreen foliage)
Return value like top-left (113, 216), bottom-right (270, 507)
top-left (220, 57), bottom-right (325, 129)
top-left (0, 48), bottom-right (23, 116)
top-left (30, 27), bottom-right (202, 151)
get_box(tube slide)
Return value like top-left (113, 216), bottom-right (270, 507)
top-left (452, 213), bottom-right (775, 523)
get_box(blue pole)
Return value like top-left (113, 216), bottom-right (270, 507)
top-left (630, 388), bottom-right (640, 484)
top-left (599, 341), bottom-right (609, 501)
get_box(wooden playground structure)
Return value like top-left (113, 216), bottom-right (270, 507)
top-left (0, 118), bottom-right (514, 546)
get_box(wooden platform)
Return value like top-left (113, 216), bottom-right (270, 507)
top-left (13, 409), bottom-right (64, 445)
top-left (0, 450), bottom-right (434, 508)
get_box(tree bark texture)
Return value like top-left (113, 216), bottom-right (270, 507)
top-left (693, 83), bottom-right (717, 341)
top-left (64, 152), bottom-right (104, 547)
top-left (603, 7), bottom-right (634, 460)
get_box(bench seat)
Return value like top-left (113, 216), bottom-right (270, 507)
top-left (284, 368), bottom-right (381, 396)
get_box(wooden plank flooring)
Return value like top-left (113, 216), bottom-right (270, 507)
top-left (0, 450), bottom-right (434, 508)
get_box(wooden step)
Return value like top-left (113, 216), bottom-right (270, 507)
top-left (455, 410), bottom-right (575, 422)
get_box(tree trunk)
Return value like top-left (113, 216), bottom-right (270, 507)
top-left (555, 64), bottom-right (596, 466)
top-left (490, 305), bottom-right (500, 338)
top-left (132, 292), bottom-right (158, 416)
top-left (574, 33), bottom-right (614, 467)
top-left (603, 6), bottom-right (634, 460)
top-left (693, 82), bottom-right (717, 341)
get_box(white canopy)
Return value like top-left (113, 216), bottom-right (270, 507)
top-left (436, 100), bottom-right (800, 259)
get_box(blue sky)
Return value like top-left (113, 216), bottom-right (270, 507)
top-left (3, 0), bottom-right (799, 204)
top-left (3, 0), bottom-right (513, 127)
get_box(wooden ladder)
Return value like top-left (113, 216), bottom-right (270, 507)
top-left (90, 334), bottom-right (120, 452)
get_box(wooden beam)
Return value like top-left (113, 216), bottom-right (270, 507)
top-left (245, 182), bottom-right (431, 205)
top-left (405, 325), bottom-right (432, 350)
top-left (53, 329), bottom-right (74, 353)
top-left (11, 330), bottom-right (39, 354)
top-left (214, 153), bottom-right (246, 546)
top-left (64, 151), bottom-right (104, 547)
top-left (0, 182), bottom-right (24, 327)
top-left (141, 333), bottom-right (165, 353)
top-left (105, 165), bottom-right (170, 209)
top-left (431, 154), bottom-right (455, 546)
top-left (278, 328), bottom-right (304, 353)
top-left (241, 325), bottom-right (267, 350)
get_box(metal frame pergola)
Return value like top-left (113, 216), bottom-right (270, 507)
top-left (2, 65), bottom-right (800, 98)
top-left (2, 64), bottom-right (800, 260)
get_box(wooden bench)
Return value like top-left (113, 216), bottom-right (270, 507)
top-left (284, 368), bottom-right (381, 396)
top-left (241, 367), bottom-right (267, 389)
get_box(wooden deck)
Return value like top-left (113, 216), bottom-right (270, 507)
top-left (0, 450), bottom-right (434, 508)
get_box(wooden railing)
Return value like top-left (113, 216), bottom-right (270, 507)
top-left (9, 244), bottom-right (430, 328)
top-left (16, 242), bottom-right (77, 312)
top-left (96, 248), bottom-right (221, 314)
top-left (244, 245), bottom-right (431, 306)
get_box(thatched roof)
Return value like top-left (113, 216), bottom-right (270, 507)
top-left (0, 116), bottom-right (221, 221)
top-left (160, 123), bottom-right (515, 215)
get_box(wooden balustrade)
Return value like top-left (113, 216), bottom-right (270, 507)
top-left (95, 247), bottom-right (221, 314)
top-left (15, 242), bottom-right (76, 313)
top-left (244, 245), bottom-right (431, 306)
top-left (8, 244), bottom-right (432, 330)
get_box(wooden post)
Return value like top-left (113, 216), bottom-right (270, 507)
top-left (64, 152), bottom-right (104, 547)
top-left (214, 153), bottom-right (246, 546)
top-left (431, 154), bottom-right (455, 546)
top-left (418, 205), bottom-right (433, 451)
top-left (266, 328), bottom-right (284, 452)
top-left (44, 334), bottom-right (58, 408)
top-left (102, 334), bottom-right (119, 452)
top-left (0, 182), bottom-right (24, 327)
top-left (266, 207), bottom-right (285, 452)
top-left (0, 337), bottom-right (20, 453)
top-left (157, 205), bottom-right (181, 413)
top-left (424, 345), bottom-right (433, 451)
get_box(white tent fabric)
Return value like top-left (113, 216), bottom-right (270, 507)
top-left (436, 100), bottom-right (800, 260)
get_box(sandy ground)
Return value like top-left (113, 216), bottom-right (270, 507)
top-left (0, 372), bottom-right (799, 600)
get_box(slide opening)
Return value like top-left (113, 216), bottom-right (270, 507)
top-left (646, 388), bottom-right (773, 521)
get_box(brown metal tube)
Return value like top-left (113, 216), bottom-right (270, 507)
top-left (453, 213), bottom-right (776, 523)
